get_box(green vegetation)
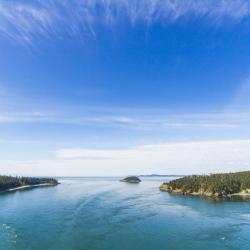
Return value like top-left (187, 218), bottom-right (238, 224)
top-left (0, 175), bottom-right (59, 192)
top-left (160, 171), bottom-right (250, 197)
top-left (120, 176), bottom-right (141, 183)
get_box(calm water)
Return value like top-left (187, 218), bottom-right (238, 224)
top-left (1, 177), bottom-right (250, 250)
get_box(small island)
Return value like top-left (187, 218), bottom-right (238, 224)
top-left (160, 171), bottom-right (250, 197)
top-left (0, 175), bottom-right (59, 193)
top-left (120, 176), bottom-right (141, 183)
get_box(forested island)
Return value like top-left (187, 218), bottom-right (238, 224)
top-left (160, 171), bottom-right (250, 197)
top-left (120, 176), bottom-right (141, 183)
top-left (0, 175), bottom-right (59, 193)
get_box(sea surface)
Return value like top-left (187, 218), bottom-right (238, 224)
top-left (1, 177), bottom-right (250, 250)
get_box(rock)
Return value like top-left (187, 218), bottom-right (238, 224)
top-left (120, 176), bottom-right (141, 183)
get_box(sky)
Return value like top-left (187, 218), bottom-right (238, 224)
top-left (1, 0), bottom-right (250, 176)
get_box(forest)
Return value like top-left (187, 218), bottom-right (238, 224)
top-left (0, 175), bottom-right (59, 191)
top-left (160, 171), bottom-right (250, 196)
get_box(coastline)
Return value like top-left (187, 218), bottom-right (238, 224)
top-left (160, 184), bottom-right (250, 198)
top-left (0, 183), bottom-right (58, 194)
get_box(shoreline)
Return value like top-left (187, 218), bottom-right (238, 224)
top-left (160, 184), bottom-right (250, 198)
top-left (0, 183), bottom-right (58, 194)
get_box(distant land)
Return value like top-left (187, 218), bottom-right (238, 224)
top-left (0, 175), bottom-right (59, 193)
top-left (160, 171), bottom-right (250, 197)
top-left (139, 174), bottom-right (185, 177)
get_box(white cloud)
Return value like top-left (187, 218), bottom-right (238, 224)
top-left (1, 139), bottom-right (249, 176)
top-left (0, 0), bottom-right (250, 46)
top-left (55, 140), bottom-right (250, 165)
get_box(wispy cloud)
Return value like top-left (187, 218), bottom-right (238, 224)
top-left (0, 109), bottom-right (249, 130)
top-left (0, 111), bottom-right (49, 123)
top-left (233, 77), bottom-right (250, 107)
top-left (0, 0), bottom-right (250, 46)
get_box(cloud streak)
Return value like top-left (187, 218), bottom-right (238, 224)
top-left (0, 0), bottom-right (250, 46)
top-left (0, 109), bottom-right (249, 130)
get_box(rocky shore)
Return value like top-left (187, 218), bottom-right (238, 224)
top-left (1, 182), bottom-right (59, 194)
top-left (160, 171), bottom-right (250, 198)
top-left (160, 183), bottom-right (250, 197)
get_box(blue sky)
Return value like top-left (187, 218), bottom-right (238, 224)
top-left (1, 0), bottom-right (250, 176)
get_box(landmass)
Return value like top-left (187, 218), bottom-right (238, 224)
top-left (0, 175), bottom-right (59, 193)
top-left (139, 174), bottom-right (185, 177)
top-left (160, 171), bottom-right (250, 197)
top-left (120, 176), bottom-right (141, 183)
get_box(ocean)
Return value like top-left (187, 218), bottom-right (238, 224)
top-left (0, 177), bottom-right (250, 250)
